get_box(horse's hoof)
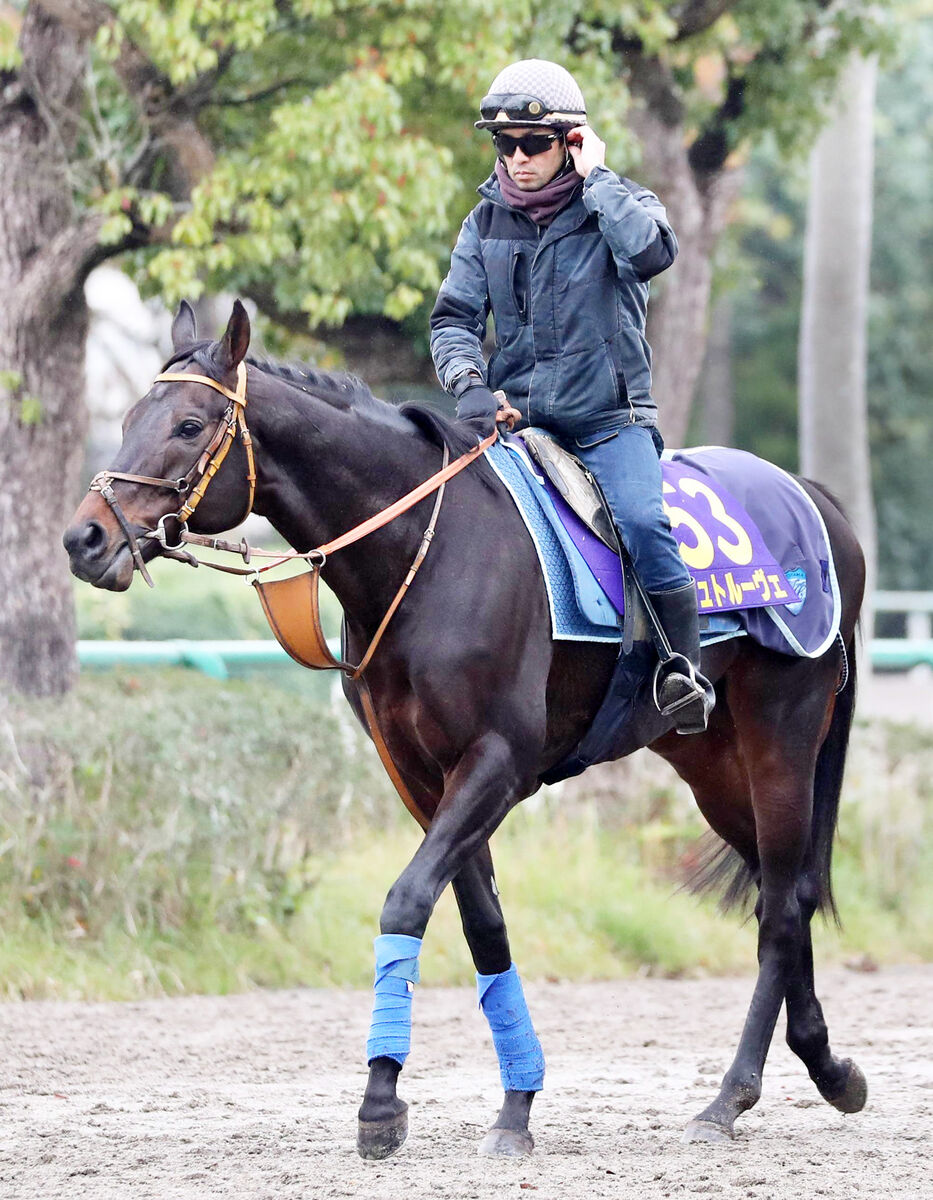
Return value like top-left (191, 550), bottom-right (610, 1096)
top-left (682, 1118), bottom-right (735, 1144)
top-left (823, 1059), bottom-right (868, 1114)
top-left (357, 1108), bottom-right (409, 1160)
top-left (478, 1127), bottom-right (534, 1157)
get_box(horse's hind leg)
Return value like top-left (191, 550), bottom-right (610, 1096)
top-left (684, 656), bottom-right (829, 1143)
top-left (451, 843), bottom-right (541, 1158)
top-left (784, 874), bottom-right (867, 1112)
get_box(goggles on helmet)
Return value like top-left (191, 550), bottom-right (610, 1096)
top-left (479, 93), bottom-right (552, 124)
top-left (476, 97), bottom-right (585, 131)
top-left (492, 130), bottom-right (561, 158)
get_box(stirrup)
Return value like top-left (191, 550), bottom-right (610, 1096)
top-left (652, 655), bottom-right (713, 735)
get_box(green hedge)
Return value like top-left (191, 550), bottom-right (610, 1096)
top-left (2, 670), bottom-right (932, 1000)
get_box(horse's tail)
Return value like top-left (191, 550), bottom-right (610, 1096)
top-left (690, 632), bottom-right (858, 920)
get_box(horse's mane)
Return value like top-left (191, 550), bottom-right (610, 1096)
top-left (246, 355), bottom-right (382, 414)
top-left (162, 341), bottom-right (497, 486)
top-left (161, 341), bottom-right (379, 413)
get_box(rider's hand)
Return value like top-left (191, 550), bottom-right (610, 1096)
top-left (495, 400), bottom-right (522, 432)
top-left (567, 125), bottom-right (606, 180)
top-left (455, 378), bottom-right (499, 436)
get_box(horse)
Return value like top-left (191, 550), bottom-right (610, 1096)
top-left (64, 300), bottom-right (868, 1158)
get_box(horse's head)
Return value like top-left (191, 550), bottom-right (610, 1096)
top-left (64, 300), bottom-right (255, 590)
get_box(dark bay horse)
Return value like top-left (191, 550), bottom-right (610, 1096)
top-left (64, 301), bottom-right (867, 1157)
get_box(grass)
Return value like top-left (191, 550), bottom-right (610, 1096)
top-left (2, 669), bottom-right (932, 1000)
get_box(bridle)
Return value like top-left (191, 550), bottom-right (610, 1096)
top-left (86, 359), bottom-right (497, 673)
top-left (88, 361), bottom-right (255, 587)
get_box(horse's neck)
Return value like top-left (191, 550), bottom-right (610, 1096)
top-left (252, 384), bottom-right (439, 626)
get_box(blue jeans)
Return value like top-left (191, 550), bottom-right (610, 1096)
top-left (565, 424), bottom-right (691, 594)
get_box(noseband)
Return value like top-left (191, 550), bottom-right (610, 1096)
top-left (88, 361), bottom-right (256, 586)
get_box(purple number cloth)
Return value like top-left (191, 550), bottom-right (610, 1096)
top-left (493, 438), bottom-right (841, 659)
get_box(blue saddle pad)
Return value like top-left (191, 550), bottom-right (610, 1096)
top-left (484, 437), bottom-right (841, 658)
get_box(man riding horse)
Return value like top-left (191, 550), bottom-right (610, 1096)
top-left (430, 58), bottom-right (715, 734)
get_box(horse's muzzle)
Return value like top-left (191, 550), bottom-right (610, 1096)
top-left (63, 518), bottom-right (137, 591)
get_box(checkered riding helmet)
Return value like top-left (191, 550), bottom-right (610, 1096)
top-left (474, 59), bottom-right (587, 131)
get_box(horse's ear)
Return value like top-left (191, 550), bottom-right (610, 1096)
top-left (216, 299), bottom-right (251, 372)
top-left (171, 300), bottom-right (198, 350)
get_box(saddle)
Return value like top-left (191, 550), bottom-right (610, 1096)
top-left (516, 429), bottom-right (651, 649)
top-left (517, 429), bottom-right (618, 553)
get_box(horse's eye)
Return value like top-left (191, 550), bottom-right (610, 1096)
top-left (175, 420), bottom-right (203, 439)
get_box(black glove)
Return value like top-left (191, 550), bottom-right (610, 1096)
top-left (453, 373), bottom-right (498, 436)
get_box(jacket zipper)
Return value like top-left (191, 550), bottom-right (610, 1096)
top-left (509, 244), bottom-right (528, 323)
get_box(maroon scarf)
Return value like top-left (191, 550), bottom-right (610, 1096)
top-left (495, 159), bottom-right (582, 227)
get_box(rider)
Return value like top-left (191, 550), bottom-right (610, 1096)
top-left (430, 58), bottom-right (714, 733)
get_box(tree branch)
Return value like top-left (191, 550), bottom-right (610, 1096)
top-left (13, 211), bottom-right (148, 328)
top-left (36, 0), bottom-right (216, 196)
top-left (671, 0), bottom-right (737, 41)
top-left (204, 76), bottom-right (311, 108)
top-left (624, 50), bottom-right (685, 130)
top-left (688, 71), bottom-right (747, 175)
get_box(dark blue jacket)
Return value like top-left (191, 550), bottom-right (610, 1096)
top-left (430, 164), bottom-right (677, 440)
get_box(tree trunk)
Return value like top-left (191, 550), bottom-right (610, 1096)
top-left (627, 69), bottom-right (744, 448)
top-left (798, 54), bottom-right (878, 623)
top-left (695, 295), bottom-right (735, 446)
top-left (0, 7), bottom-right (95, 696)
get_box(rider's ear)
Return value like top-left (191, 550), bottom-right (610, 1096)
top-left (171, 299), bottom-right (198, 351)
top-left (215, 299), bottom-right (251, 373)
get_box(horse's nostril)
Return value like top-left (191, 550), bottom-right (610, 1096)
top-left (63, 519), bottom-right (107, 559)
top-left (82, 520), bottom-right (106, 552)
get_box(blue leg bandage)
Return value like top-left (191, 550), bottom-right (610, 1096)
top-left (477, 963), bottom-right (545, 1092)
top-left (366, 933), bottom-right (422, 1066)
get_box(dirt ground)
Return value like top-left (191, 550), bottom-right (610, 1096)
top-left (0, 966), bottom-right (930, 1200)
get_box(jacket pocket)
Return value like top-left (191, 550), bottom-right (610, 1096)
top-left (605, 340), bottom-right (634, 418)
top-left (575, 429), bottom-right (619, 449)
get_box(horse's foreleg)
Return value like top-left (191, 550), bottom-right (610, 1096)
top-left (685, 771), bottom-right (812, 1143)
top-left (451, 844), bottom-right (542, 1158)
top-left (784, 875), bottom-right (868, 1113)
top-left (357, 731), bottom-right (535, 1160)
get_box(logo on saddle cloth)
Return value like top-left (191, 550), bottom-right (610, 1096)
top-left (518, 431), bottom-right (794, 615)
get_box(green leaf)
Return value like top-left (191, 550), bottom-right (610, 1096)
top-left (0, 369), bottom-right (24, 394)
top-left (19, 395), bottom-right (43, 426)
top-left (99, 213), bottom-right (133, 245)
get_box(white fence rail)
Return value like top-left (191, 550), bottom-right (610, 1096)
top-left (873, 591), bottom-right (933, 641)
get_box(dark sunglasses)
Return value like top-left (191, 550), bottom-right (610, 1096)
top-left (493, 131), bottom-right (561, 158)
top-left (480, 93), bottom-right (550, 123)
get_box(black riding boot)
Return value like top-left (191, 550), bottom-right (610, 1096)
top-left (649, 583), bottom-right (715, 735)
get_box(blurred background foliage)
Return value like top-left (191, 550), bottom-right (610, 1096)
top-left (692, 14), bottom-right (933, 586)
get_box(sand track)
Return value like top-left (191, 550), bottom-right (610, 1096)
top-left (1, 966), bottom-right (931, 1199)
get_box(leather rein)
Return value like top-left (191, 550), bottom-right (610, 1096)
top-left (88, 360), bottom-right (497, 682)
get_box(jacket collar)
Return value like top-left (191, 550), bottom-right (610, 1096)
top-left (477, 171), bottom-right (590, 245)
